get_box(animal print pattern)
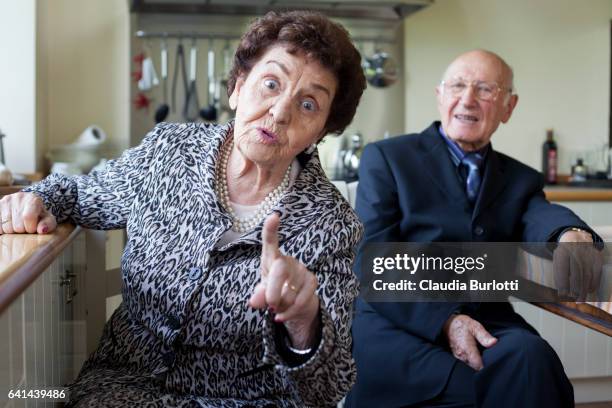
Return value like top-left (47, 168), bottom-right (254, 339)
top-left (25, 122), bottom-right (363, 407)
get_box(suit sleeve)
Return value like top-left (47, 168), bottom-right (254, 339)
top-left (521, 178), bottom-right (600, 242)
top-left (354, 143), bottom-right (468, 342)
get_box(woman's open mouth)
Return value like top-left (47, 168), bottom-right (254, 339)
top-left (256, 127), bottom-right (279, 144)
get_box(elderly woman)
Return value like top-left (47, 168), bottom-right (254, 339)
top-left (0, 10), bottom-right (365, 407)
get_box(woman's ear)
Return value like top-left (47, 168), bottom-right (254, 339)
top-left (229, 76), bottom-right (245, 110)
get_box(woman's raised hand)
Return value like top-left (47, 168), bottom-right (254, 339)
top-left (249, 213), bottom-right (320, 349)
top-left (0, 192), bottom-right (57, 235)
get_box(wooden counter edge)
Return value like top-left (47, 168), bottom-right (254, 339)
top-left (544, 189), bottom-right (612, 202)
top-left (0, 224), bottom-right (81, 315)
top-left (531, 301), bottom-right (612, 337)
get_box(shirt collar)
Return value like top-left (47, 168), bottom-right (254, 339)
top-left (438, 124), bottom-right (489, 167)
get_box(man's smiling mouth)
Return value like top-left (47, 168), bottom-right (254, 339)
top-left (454, 114), bottom-right (479, 123)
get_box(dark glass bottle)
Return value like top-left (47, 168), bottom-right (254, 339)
top-left (542, 129), bottom-right (557, 184)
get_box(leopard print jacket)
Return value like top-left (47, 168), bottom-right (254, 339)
top-left (25, 122), bottom-right (363, 407)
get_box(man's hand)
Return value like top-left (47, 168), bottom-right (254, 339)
top-left (249, 213), bottom-right (320, 349)
top-left (444, 314), bottom-right (497, 371)
top-left (554, 229), bottom-right (602, 300)
top-left (0, 192), bottom-right (56, 235)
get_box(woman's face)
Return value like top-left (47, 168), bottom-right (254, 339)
top-left (229, 44), bottom-right (337, 168)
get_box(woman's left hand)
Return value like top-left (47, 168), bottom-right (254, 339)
top-left (249, 213), bottom-right (320, 349)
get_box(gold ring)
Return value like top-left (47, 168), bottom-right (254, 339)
top-left (284, 282), bottom-right (298, 293)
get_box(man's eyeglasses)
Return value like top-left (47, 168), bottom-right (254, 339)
top-left (440, 79), bottom-right (512, 102)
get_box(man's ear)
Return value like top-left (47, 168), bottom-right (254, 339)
top-left (435, 84), bottom-right (442, 102)
top-left (228, 76), bottom-right (245, 110)
top-left (501, 94), bottom-right (518, 124)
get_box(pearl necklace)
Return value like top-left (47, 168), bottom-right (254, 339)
top-left (216, 140), bottom-right (291, 233)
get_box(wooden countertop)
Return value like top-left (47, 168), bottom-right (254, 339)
top-left (544, 187), bottom-right (612, 202)
top-left (0, 224), bottom-right (81, 314)
top-left (0, 185), bottom-right (27, 196)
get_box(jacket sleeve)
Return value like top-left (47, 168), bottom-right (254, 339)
top-left (260, 210), bottom-right (362, 407)
top-left (521, 178), bottom-right (600, 242)
top-left (354, 143), bottom-right (468, 342)
top-left (23, 124), bottom-right (166, 230)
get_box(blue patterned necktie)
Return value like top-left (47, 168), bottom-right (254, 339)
top-left (461, 153), bottom-right (483, 203)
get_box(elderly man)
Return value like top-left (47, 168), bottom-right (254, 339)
top-left (346, 50), bottom-right (599, 407)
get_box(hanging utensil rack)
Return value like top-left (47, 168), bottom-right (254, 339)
top-left (135, 30), bottom-right (395, 45)
top-left (135, 31), bottom-right (241, 41)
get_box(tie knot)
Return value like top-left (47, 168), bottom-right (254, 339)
top-left (461, 153), bottom-right (483, 171)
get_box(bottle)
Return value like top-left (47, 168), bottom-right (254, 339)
top-left (571, 158), bottom-right (587, 182)
top-left (542, 129), bottom-right (557, 184)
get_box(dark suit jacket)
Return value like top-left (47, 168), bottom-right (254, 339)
top-left (347, 122), bottom-right (593, 407)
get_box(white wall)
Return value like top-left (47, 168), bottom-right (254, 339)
top-left (403, 0), bottom-right (612, 174)
top-left (0, 0), bottom-right (37, 173)
top-left (39, 0), bottom-right (130, 160)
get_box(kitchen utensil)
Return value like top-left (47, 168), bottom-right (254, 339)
top-left (154, 39), bottom-right (170, 123)
top-left (171, 41), bottom-right (188, 114)
top-left (200, 39), bottom-right (218, 121)
top-left (133, 92), bottom-right (152, 110)
top-left (50, 162), bottom-right (82, 176)
top-left (217, 41), bottom-right (234, 123)
top-left (47, 125), bottom-right (107, 173)
top-left (357, 41), bottom-right (368, 70)
top-left (138, 42), bottom-right (159, 91)
top-left (342, 132), bottom-right (363, 181)
top-left (0, 163), bottom-right (12, 186)
top-left (75, 125), bottom-right (106, 147)
top-left (363, 48), bottom-right (398, 88)
top-left (0, 128), bottom-right (6, 164)
top-left (184, 39), bottom-right (201, 122)
top-left (571, 158), bottom-right (587, 182)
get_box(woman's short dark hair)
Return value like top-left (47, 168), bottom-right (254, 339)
top-left (227, 10), bottom-right (366, 136)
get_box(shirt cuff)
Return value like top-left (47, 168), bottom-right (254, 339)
top-left (272, 312), bottom-right (321, 368)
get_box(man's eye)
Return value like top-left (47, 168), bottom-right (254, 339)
top-left (301, 100), bottom-right (316, 112)
top-left (450, 82), bottom-right (466, 91)
top-left (263, 79), bottom-right (279, 90)
top-left (477, 84), bottom-right (494, 94)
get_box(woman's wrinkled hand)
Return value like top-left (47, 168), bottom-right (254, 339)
top-left (0, 192), bottom-right (57, 235)
top-left (249, 213), bottom-right (320, 349)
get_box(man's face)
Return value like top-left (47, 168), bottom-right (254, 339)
top-left (435, 52), bottom-right (518, 152)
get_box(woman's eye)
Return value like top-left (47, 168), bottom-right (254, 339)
top-left (263, 79), bottom-right (279, 90)
top-left (301, 100), bottom-right (317, 112)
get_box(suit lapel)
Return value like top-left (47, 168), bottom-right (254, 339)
top-left (417, 125), bottom-right (469, 206)
top-left (473, 149), bottom-right (507, 220)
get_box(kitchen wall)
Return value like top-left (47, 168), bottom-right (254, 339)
top-left (39, 0), bottom-right (130, 159)
top-left (1, 0), bottom-right (130, 175)
top-left (0, 0), bottom-right (37, 174)
top-left (403, 0), bottom-right (612, 174)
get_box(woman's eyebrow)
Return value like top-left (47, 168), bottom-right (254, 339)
top-left (265, 60), bottom-right (289, 75)
top-left (311, 84), bottom-right (331, 98)
top-left (265, 60), bottom-right (331, 98)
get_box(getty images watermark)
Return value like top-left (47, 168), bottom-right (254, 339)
top-left (360, 242), bottom-right (608, 302)
top-left (371, 252), bottom-right (518, 292)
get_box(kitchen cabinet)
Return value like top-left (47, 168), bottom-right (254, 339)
top-left (0, 226), bottom-right (87, 407)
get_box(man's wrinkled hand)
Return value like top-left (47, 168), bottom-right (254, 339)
top-left (443, 314), bottom-right (497, 371)
top-left (554, 229), bottom-right (602, 301)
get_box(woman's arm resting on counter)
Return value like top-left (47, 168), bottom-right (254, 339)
top-left (21, 125), bottom-right (168, 230)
